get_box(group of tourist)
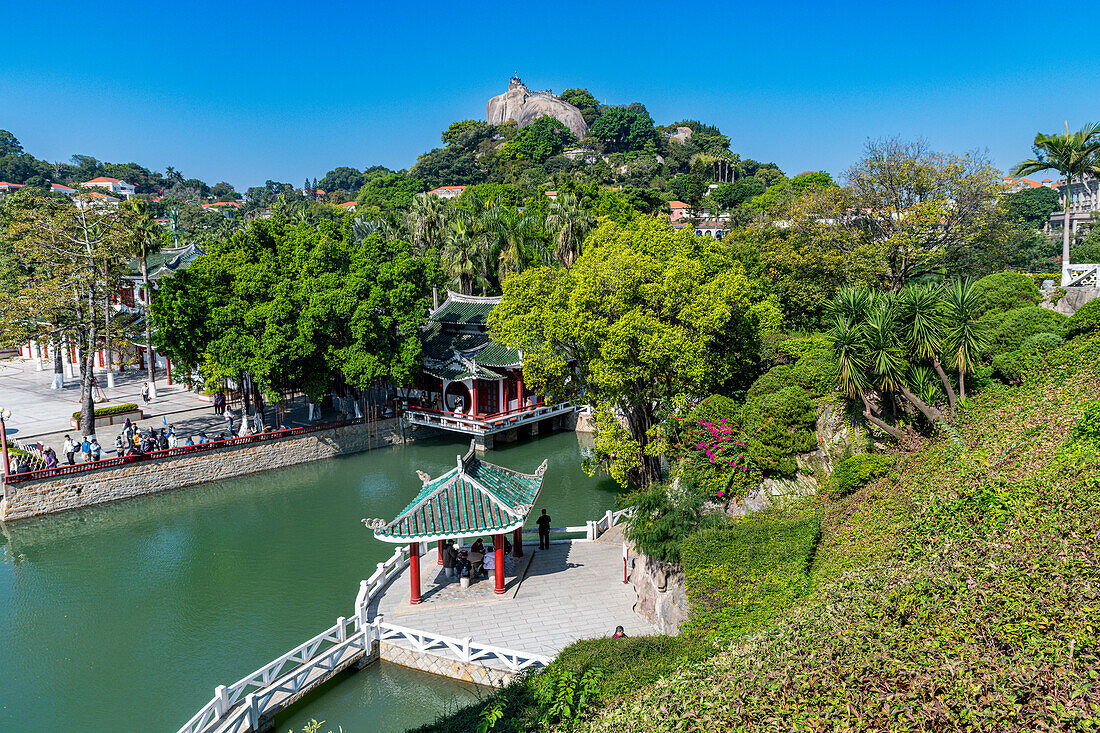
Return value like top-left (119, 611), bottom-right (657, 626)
top-left (440, 536), bottom-right (515, 582)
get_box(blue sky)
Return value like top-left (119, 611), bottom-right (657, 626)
top-left (2, 1), bottom-right (1098, 191)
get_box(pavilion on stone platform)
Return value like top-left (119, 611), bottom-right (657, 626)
top-left (371, 440), bottom-right (547, 604)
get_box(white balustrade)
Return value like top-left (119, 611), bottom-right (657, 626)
top-left (177, 507), bottom-right (626, 733)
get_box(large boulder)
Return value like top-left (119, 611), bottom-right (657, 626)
top-left (486, 77), bottom-right (588, 139)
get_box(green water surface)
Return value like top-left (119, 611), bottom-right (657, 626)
top-left (0, 431), bottom-right (620, 732)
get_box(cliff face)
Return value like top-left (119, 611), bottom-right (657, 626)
top-left (486, 77), bottom-right (588, 140)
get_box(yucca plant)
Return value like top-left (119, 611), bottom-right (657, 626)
top-left (942, 278), bottom-right (990, 400)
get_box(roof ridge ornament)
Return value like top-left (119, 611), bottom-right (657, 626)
top-left (416, 470), bottom-right (431, 484)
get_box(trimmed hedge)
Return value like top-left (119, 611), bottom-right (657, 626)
top-left (992, 331), bottom-right (1063, 385)
top-left (742, 385), bottom-right (817, 476)
top-left (1067, 297), bottom-right (1100, 338)
top-left (825, 453), bottom-right (892, 499)
top-left (982, 306), bottom-right (1068, 355)
top-left (972, 271), bottom-right (1040, 316)
top-left (71, 403), bottom-right (140, 420)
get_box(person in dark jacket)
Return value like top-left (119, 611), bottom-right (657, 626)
top-left (442, 542), bottom-right (458, 578)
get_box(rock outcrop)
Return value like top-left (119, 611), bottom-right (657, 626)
top-left (1040, 286), bottom-right (1100, 316)
top-left (486, 77), bottom-right (588, 140)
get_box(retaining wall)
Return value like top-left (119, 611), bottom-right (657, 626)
top-left (379, 643), bottom-right (512, 687)
top-left (1, 421), bottom-right (403, 522)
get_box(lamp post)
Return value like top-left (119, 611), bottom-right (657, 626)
top-left (0, 408), bottom-right (12, 499)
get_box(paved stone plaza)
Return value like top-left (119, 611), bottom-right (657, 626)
top-left (370, 540), bottom-right (655, 657)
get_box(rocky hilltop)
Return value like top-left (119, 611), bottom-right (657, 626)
top-left (486, 77), bottom-right (588, 139)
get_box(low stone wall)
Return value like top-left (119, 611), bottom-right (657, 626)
top-left (0, 421), bottom-right (404, 522)
top-left (630, 552), bottom-right (688, 634)
top-left (379, 643), bottom-right (511, 686)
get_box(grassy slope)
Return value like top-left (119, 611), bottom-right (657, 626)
top-left (579, 333), bottom-right (1100, 732)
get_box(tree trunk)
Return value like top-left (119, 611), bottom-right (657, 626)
top-left (78, 299), bottom-right (97, 437)
top-left (142, 254), bottom-right (157, 397)
top-left (959, 368), bottom-right (966, 401)
top-left (859, 394), bottom-right (900, 440)
top-left (241, 373), bottom-right (252, 416)
top-left (1062, 176), bottom-right (1073, 283)
top-left (625, 402), bottom-right (662, 485)
top-left (898, 384), bottom-right (944, 424)
top-left (931, 356), bottom-right (957, 413)
top-left (52, 337), bottom-right (63, 388)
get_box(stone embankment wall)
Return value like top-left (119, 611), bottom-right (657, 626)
top-left (379, 643), bottom-right (511, 687)
top-left (0, 420), bottom-right (405, 522)
top-left (630, 552), bottom-right (688, 634)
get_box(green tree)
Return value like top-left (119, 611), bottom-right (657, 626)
top-left (488, 215), bottom-right (781, 485)
top-left (1003, 186), bottom-right (1061, 229)
top-left (356, 172), bottom-right (425, 209)
top-left (0, 130), bottom-right (24, 157)
top-left (441, 120), bottom-right (485, 146)
top-left (318, 167), bottom-right (365, 195)
top-left (124, 199), bottom-right (163, 396)
top-left (1011, 123), bottom-right (1100, 279)
top-left (545, 193), bottom-right (595, 269)
top-left (588, 106), bottom-right (659, 154)
top-left (500, 117), bottom-right (577, 163)
top-left (559, 89), bottom-right (601, 127)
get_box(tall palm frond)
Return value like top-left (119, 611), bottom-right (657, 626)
top-left (545, 193), bottom-right (595, 269)
top-left (942, 278), bottom-right (990, 400)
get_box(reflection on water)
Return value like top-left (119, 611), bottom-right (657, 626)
top-left (0, 430), bottom-right (619, 732)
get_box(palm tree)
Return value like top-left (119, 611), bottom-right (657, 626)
top-left (440, 220), bottom-right (487, 295)
top-left (545, 193), bottom-right (595, 269)
top-left (897, 283), bottom-right (957, 412)
top-left (942, 279), bottom-right (989, 401)
top-left (126, 199), bottom-right (163, 399)
top-left (406, 195), bottom-right (449, 254)
top-left (1011, 122), bottom-right (1100, 283)
top-left (484, 205), bottom-right (537, 281)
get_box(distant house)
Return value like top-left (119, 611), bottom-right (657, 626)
top-left (0, 181), bottom-right (24, 194)
top-left (1003, 176), bottom-right (1055, 193)
top-left (422, 185), bottom-right (468, 200)
top-left (51, 183), bottom-right (76, 195)
top-left (74, 191), bottom-right (121, 209)
top-left (544, 190), bottom-right (559, 201)
top-left (81, 176), bottom-right (136, 199)
top-left (668, 200), bottom-right (691, 222)
top-left (335, 201), bottom-right (357, 212)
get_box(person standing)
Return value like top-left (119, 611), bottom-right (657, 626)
top-left (442, 541), bottom-right (458, 579)
top-left (115, 434), bottom-right (124, 457)
top-left (225, 409), bottom-right (234, 436)
top-left (141, 382), bottom-right (150, 404)
top-left (90, 437), bottom-right (101, 461)
top-left (63, 435), bottom-right (76, 465)
top-left (44, 448), bottom-right (58, 470)
top-left (80, 436), bottom-right (92, 463)
top-left (536, 508), bottom-right (552, 550)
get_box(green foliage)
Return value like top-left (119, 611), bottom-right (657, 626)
top-left (355, 172), bottom-right (425, 209)
top-left (490, 215), bottom-right (780, 485)
top-left (971, 271), bottom-right (1041, 316)
top-left (741, 385), bottom-right (817, 476)
top-left (983, 306), bottom-right (1069, 355)
top-left (499, 116), bottom-right (577, 163)
top-left (559, 88), bottom-right (601, 127)
top-left (1068, 297), bottom-right (1100, 337)
top-left (1002, 185), bottom-right (1061, 228)
top-left (588, 106), bottom-right (659, 154)
top-left (1068, 400), bottom-right (1100, 449)
top-left (708, 178), bottom-right (764, 209)
top-left (680, 507), bottom-right (820, 643)
top-left (621, 482), bottom-right (721, 564)
top-left (825, 453), bottom-right (892, 499)
top-left (316, 166), bottom-right (365, 195)
top-left (993, 331), bottom-right (1065, 385)
top-left (70, 403), bottom-right (140, 420)
top-left (674, 395), bottom-right (746, 501)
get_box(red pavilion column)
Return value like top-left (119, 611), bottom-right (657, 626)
top-left (516, 374), bottom-right (524, 409)
top-left (494, 533), bottom-right (506, 594)
top-left (166, 358), bottom-right (173, 385)
top-left (409, 542), bottom-right (422, 605)
top-left (437, 539), bottom-right (444, 565)
top-left (512, 527), bottom-right (523, 558)
top-left (469, 380), bottom-right (478, 417)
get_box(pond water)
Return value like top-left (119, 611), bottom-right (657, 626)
top-left (0, 430), bottom-right (621, 732)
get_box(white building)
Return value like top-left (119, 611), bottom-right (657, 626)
top-left (81, 176), bottom-right (136, 199)
top-left (422, 185), bottom-right (468, 200)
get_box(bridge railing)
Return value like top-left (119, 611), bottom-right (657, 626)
top-left (377, 620), bottom-right (551, 673)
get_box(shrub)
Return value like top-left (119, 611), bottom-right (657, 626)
top-left (982, 306), bottom-right (1068, 355)
top-left (972, 271), bottom-right (1040, 316)
top-left (680, 507), bottom-right (820, 643)
top-left (70, 403), bottom-right (140, 420)
top-left (991, 350), bottom-right (1029, 385)
top-left (1067, 297), bottom-right (1100, 337)
top-left (742, 385), bottom-right (817, 476)
top-left (1068, 400), bottom-right (1100, 449)
top-left (1027, 271), bottom-right (1062, 288)
top-left (621, 483), bottom-right (723, 564)
top-left (675, 395), bottom-right (747, 501)
top-left (825, 453), bottom-right (892, 499)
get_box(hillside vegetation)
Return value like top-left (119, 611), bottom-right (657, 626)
top-left (416, 332), bottom-right (1100, 732)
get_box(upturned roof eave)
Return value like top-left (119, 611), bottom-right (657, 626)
top-left (373, 518), bottom-right (528, 545)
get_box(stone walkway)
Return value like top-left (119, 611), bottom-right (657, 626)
top-left (0, 357), bottom-right (391, 459)
top-left (370, 541), bottom-right (654, 658)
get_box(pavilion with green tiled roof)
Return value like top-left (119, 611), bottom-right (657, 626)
top-left (372, 440), bottom-right (548, 601)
